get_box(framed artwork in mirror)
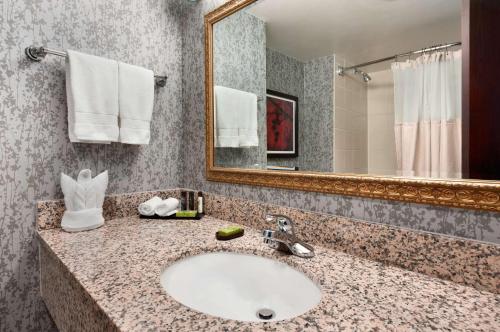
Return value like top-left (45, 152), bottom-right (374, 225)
top-left (266, 90), bottom-right (298, 158)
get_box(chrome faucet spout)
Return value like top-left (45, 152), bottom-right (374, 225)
top-left (262, 214), bottom-right (314, 258)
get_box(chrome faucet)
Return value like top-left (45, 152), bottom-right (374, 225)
top-left (262, 214), bottom-right (314, 258)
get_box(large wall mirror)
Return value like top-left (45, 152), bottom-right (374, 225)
top-left (205, 0), bottom-right (500, 212)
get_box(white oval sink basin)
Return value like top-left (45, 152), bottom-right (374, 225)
top-left (160, 252), bottom-right (321, 322)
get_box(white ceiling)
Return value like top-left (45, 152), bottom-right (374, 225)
top-left (246, 0), bottom-right (461, 68)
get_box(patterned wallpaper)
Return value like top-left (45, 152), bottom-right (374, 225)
top-left (213, 10), bottom-right (267, 168)
top-left (302, 55), bottom-right (335, 172)
top-left (181, 0), bottom-right (500, 245)
top-left (0, 0), bottom-right (184, 331)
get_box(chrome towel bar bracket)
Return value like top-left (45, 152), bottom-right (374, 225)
top-left (25, 46), bottom-right (168, 87)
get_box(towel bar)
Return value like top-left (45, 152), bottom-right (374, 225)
top-left (25, 46), bottom-right (168, 87)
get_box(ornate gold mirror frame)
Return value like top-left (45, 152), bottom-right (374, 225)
top-left (205, 0), bottom-right (500, 212)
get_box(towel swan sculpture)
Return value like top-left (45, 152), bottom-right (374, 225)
top-left (60, 169), bottom-right (108, 232)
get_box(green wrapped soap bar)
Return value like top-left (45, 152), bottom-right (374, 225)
top-left (175, 210), bottom-right (198, 218)
top-left (216, 226), bottom-right (244, 241)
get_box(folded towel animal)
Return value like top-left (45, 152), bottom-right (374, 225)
top-left (118, 62), bottom-right (155, 145)
top-left (214, 86), bottom-right (259, 148)
top-left (138, 196), bottom-right (163, 216)
top-left (155, 198), bottom-right (180, 217)
top-left (60, 169), bottom-right (108, 232)
top-left (66, 50), bottom-right (119, 143)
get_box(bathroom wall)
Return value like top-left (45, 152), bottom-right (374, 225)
top-left (182, 0), bottom-right (500, 246)
top-left (0, 1), bottom-right (185, 331)
top-left (213, 10), bottom-right (266, 168)
top-left (302, 55), bottom-right (335, 172)
top-left (367, 69), bottom-right (397, 175)
top-left (266, 49), bottom-right (335, 173)
top-left (334, 55), bottom-right (368, 174)
top-left (266, 48), bottom-right (304, 169)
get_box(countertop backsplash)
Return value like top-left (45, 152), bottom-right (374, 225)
top-left (37, 189), bottom-right (500, 295)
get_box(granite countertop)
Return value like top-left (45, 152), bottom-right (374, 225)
top-left (38, 216), bottom-right (500, 331)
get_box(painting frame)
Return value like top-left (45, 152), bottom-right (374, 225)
top-left (266, 89), bottom-right (299, 158)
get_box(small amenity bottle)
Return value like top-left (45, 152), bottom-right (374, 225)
top-left (197, 191), bottom-right (204, 214)
top-left (188, 191), bottom-right (195, 210)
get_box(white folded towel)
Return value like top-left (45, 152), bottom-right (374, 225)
top-left (118, 62), bottom-right (155, 145)
top-left (66, 50), bottom-right (119, 143)
top-left (61, 208), bottom-right (105, 232)
top-left (138, 196), bottom-right (163, 216)
top-left (60, 169), bottom-right (108, 232)
top-left (155, 198), bottom-right (180, 217)
top-left (214, 86), bottom-right (259, 148)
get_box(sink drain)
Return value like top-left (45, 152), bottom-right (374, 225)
top-left (256, 308), bottom-right (275, 320)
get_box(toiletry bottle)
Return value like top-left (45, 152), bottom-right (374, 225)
top-left (197, 191), bottom-right (204, 214)
top-left (185, 191), bottom-right (190, 210)
top-left (181, 191), bottom-right (187, 210)
top-left (188, 191), bottom-right (195, 211)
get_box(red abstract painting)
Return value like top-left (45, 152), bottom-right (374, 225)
top-left (266, 90), bottom-right (298, 157)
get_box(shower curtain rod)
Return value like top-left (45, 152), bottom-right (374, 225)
top-left (24, 45), bottom-right (168, 87)
top-left (337, 42), bottom-right (462, 75)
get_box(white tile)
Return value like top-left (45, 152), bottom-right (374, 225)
top-left (335, 108), bottom-right (348, 130)
top-left (344, 150), bottom-right (353, 170)
top-left (335, 129), bottom-right (347, 149)
top-left (368, 114), bottom-right (393, 136)
top-left (335, 68), bottom-right (346, 88)
top-left (351, 132), bottom-right (364, 150)
top-left (334, 149), bottom-right (346, 171)
top-left (345, 90), bottom-right (353, 111)
top-left (335, 87), bottom-right (346, 108)
top-left (346, 76), bottom-right (358, 91)
top-left (368, 148), bottom-right (397, 175)
top-left (367, 70), bottom-right (394, 116)
top-left (352, 114), bottom-right (367, 133)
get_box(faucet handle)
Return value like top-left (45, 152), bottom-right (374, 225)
top-left (265, 214), bottom-right (295, 235)
top-left (265, 214), bottom-right (276, 223)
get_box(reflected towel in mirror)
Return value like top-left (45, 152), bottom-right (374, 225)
top-left (214, 86), bottom-right (259, 148)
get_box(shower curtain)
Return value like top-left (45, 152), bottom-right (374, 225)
top-left (392, 50), bottom-right (462, 179)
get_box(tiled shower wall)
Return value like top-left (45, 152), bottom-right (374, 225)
top-left (334, 55), bottom-right (368, 173)
top-left (367, 69), bottom-right (398, 175)
top-left (0, 1), bottom-right (185, 331)
top-left (182, 0), bottom-right (500, 245)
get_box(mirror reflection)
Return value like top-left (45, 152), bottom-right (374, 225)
top-left (213, 0), bottom-right (468, 179)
